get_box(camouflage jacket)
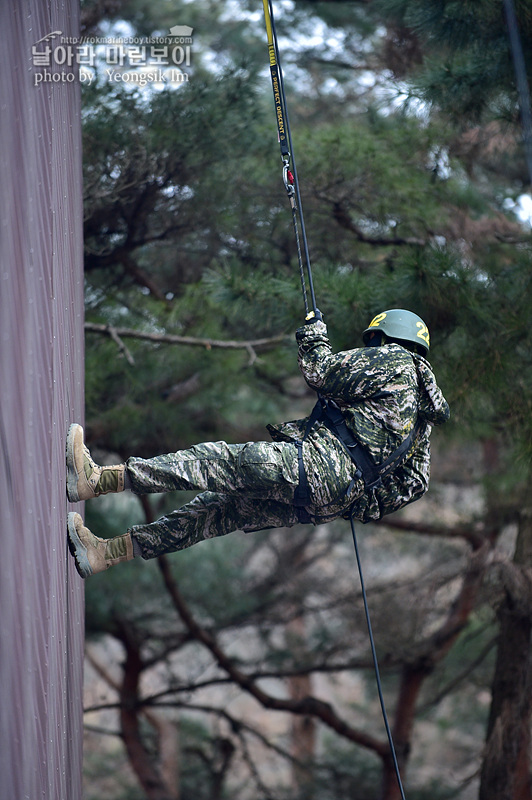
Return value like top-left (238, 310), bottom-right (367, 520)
top-left (268, 320), bottom-right (450, 523)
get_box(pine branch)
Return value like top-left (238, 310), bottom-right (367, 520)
top-left (80, 0), bottom-right (124, 34)
top-left (332, 201), bottom-right (427, 247)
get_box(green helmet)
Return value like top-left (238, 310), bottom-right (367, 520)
top-left (362, 309), bottom-right (430, 355)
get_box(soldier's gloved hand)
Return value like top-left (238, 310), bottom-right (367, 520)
top-left (304, 308), bottom-right (323, 324)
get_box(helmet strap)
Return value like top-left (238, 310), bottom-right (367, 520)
top-left (388, 337), bottom-right (425, 356)
top-left (365, 331), bottom-right (386, 347)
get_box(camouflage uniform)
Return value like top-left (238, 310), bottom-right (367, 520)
top-left (128, 320), bottom-right (449, 559)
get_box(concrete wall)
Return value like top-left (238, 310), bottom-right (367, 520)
top-left (0, 1), bottom-right (85, 797)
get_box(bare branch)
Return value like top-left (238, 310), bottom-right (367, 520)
top-left (121, 254), bottom-right (167, 302)
top-left (164, 373), bottom-right (201, 403)
top-left (107, 325), bottom-right (135, 365)
top-left (85, 322), bottom-right (288, 353)
top-left (377, 516), bottom-right (487, 550)
top-left (156, 555), bottom-right (389, 760)
top-left (419, 635), bottom-right (497, 711)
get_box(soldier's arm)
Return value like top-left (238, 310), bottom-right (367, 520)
top-left (295, 320), bottom-right (384, 400)
top-left (414, 357), bottom-right (450, 425)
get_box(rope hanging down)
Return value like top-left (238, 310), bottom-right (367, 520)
top-left (262, 0), bottom-right (318, 320)
top-left (262, 6), bottom-right (408, 797)
top-left (349, 514), bottom-right (407, 800)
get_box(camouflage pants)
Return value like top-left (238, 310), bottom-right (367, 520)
top-left (126, 434), bottom-right (361, 559)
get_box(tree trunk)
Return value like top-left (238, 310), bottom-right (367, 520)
top-left (119, 632), bottom-right (178, 800)
top-left (286, 604), bottom-right (316, 797)
top-left (87, 646), bottom-right (180, 797)
top-left (288, 667), bottom-right (316, 797)
top-left (479, 488), bottom-right (532, 800)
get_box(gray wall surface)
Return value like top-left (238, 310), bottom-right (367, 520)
top-left (0, 1), bottom-right (85, 798)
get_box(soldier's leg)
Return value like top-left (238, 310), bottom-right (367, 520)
top-left (129, 491), bottom-right (301, 560)
top-left (66, 423), bottom-right (126, 502)
top-left (67, 491), bottom-right (300, 576)
top-left (126, 440), bottom-right (299, 502)
top-left (67, 424), bottom-right (299, 505)
top-left (67, 511), bottom-right (134, 579)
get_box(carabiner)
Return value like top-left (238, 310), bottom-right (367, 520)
top-left (282, 160), bottom-right (295, 196)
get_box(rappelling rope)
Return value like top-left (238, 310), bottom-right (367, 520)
top-left (262, 4), bottom-right (408, 796)
top-left (350, 513), bottom-right (407, 800)
top-left (262, 0), bottom-right (318, 320)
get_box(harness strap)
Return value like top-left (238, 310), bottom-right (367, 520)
top-left (318, 398), bottom-right (379, 488)
top-left (304, 396), bottom-right (419, 492)
top-left (376, 419), bottom-right (421, 482)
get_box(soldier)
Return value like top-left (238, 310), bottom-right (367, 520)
top-left (67, 309), bottom-right (450, 578)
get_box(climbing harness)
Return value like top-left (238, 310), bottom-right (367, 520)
top-left (292, 394), bottom-right (419, 519)
top-left (314, 396), bottom-right (420, 491)
top-left (262, 0), bottom-right (319, 322)
top-left (261, 6), bottom-right (409, 795)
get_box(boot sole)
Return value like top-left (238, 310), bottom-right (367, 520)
top-left (66, 423), bottom-right (83, 502)
top-left (67, 512), bottom-right (93, 579)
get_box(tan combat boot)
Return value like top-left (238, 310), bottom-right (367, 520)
top-left (67, 512), bottom-right (133, 578)
top-left (66, 423), bottom-right (125, 502)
